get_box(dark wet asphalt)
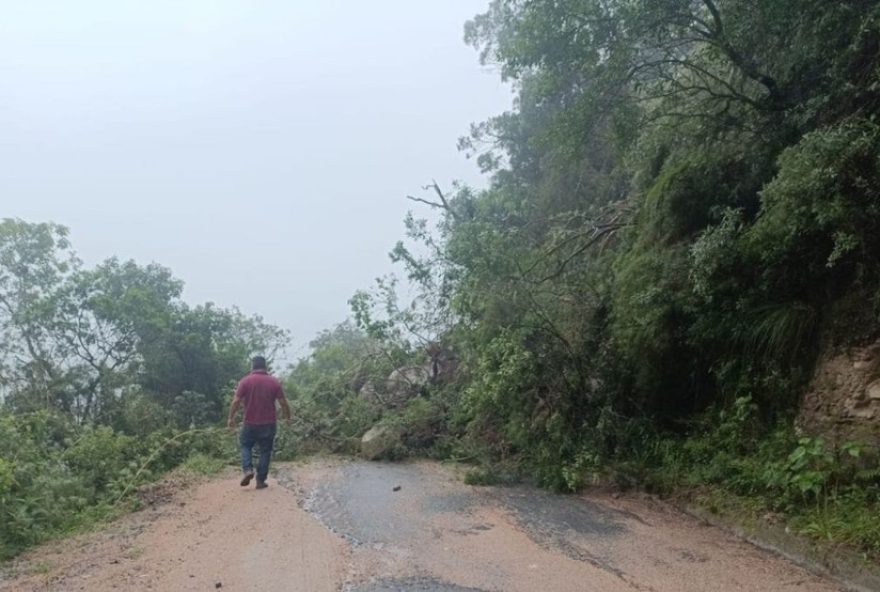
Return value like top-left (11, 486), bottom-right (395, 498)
top-left (298, 461), bottom-right (633, 592)
top-left (304, 461), bottom-right (626, 547)
top-left (304, 462), bottom-right (425, 546)
top-left (346, 578), bottom-right (486, 592)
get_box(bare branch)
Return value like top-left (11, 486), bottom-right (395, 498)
top-left (700, 0), bottom-right (782, 104)
top-left (408, 181), bottom-right (460, 221)
top-left (406, 196), bottom-right (446, 209)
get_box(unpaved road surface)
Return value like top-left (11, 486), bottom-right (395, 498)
top-left (1, 458), bottom-right (845, 591)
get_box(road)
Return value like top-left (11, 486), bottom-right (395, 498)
top-left (0, 458), bottom-right (844, 591)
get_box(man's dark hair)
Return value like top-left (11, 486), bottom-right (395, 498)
top-left (251, 356), bottom-right (267, 370)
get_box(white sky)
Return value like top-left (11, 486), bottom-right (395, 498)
top-left (0, 1), bottom-right (510, 357)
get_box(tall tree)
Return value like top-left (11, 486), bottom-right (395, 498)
top-left (0, 219), bottom-right (76, 410)
top-left (52, 258), bottom-right (183, 421)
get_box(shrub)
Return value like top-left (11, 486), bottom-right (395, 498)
top-left (0, 412), bottom-right (238, 559)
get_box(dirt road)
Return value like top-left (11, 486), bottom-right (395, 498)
top-left (0, 458), bottom-right (846, 591)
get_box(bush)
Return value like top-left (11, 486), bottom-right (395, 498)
top-left (0, 412), bottom-right (237, 560)
top-left (748, 120), bottom-right (880, 278)
top-left (622, 400), bottom-right (880, 556)
top-left (64, 426), bottom-right (140, 495)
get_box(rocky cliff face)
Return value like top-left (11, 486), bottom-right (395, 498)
top-left (798, 340), bottom-right (880, 445)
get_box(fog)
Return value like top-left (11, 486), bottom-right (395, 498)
top-left (0, 0), bottom-right (510, 358)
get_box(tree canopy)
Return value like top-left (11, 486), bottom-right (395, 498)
top-left (351, 0), bottom-right (880, 490)
top-left (0, 219), bottom-right (287, 427)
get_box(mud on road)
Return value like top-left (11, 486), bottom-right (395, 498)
top-left (1, 458), bottom-right (845, 591)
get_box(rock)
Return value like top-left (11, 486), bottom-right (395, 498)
top-left (359, 366), bottom-right (430, 409)
top-left (360, 425), bottom-right (401, 460)
top-left (798, 340), bottom-right (880, 445)
top-left (386, 366), bottom-right (432, 405)
top-left (360, 353), bottom-right (458, 410)
top-left (358, 380), bottom-right (378, 403)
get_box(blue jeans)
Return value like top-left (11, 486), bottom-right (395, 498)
top-left (240, 423), bottom-right (277, 482)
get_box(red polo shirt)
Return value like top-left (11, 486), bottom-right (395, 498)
top-left (234, 369), bottom-right (285, 425)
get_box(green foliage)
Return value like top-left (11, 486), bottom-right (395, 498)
top-left (623, 398), bottom-right (880, 555)
top-left (327, 4), bottom-right (880, 557)
top-left (0, 222), bottom-right (287, 561)
top-left (396, 397), bottom-right (447, 453)
top-left (63, 426), bottom-right (139, 494)
top-left (463, 464), bottom-right (518, 486)
top-left (0, 219), bottom-right (287, 426)
top-left (283, 322), bottom-right (393, 453)
top-left (180, 453), bottom-right (227, 476)
top-left (0, 412), bottom-right (237, 559)
top-left (747, 120), bottom-right (880, 282)
top-left (138, 303), bottom-right (288, 427)
top-left (793, 491), bottom-right (880, 555)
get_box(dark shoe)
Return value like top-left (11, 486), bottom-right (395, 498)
top-left (240, 471), bottom-right (255, 486)
top-left (255, 480), bottom-right (268, 490)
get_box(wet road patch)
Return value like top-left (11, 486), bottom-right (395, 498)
top-left (301, 460), bottom-right (628, 561)
top-left (346, 577), bottom-right (488, 592)
top-left (500, 488), bottom-right (625, 538)
top-left (304, 462), bottom-right (425, 545)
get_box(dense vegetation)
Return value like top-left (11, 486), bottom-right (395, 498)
top-left (293, 0), bottom-right (880, 557)
top-left (3, 0), bottom-right (880, 564)
top-left (0, 219), bottom-right (287, 558)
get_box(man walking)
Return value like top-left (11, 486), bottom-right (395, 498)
top-left (227, 356), bottom-right (291, 489)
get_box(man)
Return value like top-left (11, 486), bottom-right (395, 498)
top-left (227, 356), bottom-right (291, 489)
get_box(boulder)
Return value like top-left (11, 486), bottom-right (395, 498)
top-left (360, 424), bottom-right (401, 460)
top-left (385, 365), bottom-right (431, 406)
top-left (387, 365), bottom-right (431, 390)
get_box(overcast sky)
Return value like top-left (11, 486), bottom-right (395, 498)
top-left (1, 1), bottom-right (510, 358)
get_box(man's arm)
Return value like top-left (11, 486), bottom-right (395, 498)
top-left (279, 397), bottom-right (292, 425)
top-left (276, 381), bottom-right (292, 425)
top-left (227, 394), bottom-right (242, 428)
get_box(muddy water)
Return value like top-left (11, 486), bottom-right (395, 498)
top-left (286, 459), bottom-right (843, 592)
